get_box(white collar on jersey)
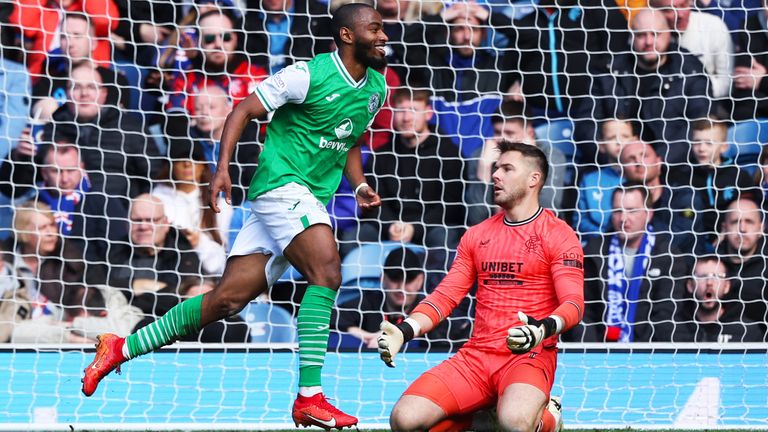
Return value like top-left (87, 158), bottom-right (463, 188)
top-left (331, 51), bottom-right (369, 89)
top-left (503, 207), bottom-right (543, 227)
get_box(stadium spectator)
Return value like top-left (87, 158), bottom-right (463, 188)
top-left (568, 184), bottom-right (689, 343)
top-left (244, 0), bottom-right (333, 74)
top-left (177, 277), bottom-right (251, 343)
top-left (374, 0), bottom-right (442, 81)
top-left (0, 246), bottom-right (30, 342)
top-left (619, 141), bottom-right (701, 253)
top-left (104, 194), bottom-right (203, 322)
top-left (685, 118), bottom-right (758, 242)
top-left (573, 118), bottom-right (637, 236)
top-left (672, 255), bottom-right (765, 342)
top-left (5, 201), bottom-right (105, 327)
top-left (755, 144), bottom-right (768, 206)
top-left (332, 247), bottom-right (426, 348)
top-left (489, 0), bottom-right (629, 124)
top-left (399, 2), bottom-right (510, 157)
top-left (9, 0), bottom-right (118, 79)
top-left (109, 0), bottom-right (180, 111)
top-left (0, 139), bottom-right (128, 259)
top-left (574, 8), bottom-right (711, 165)
top-left (152, 137), bottom-right (227, 275)
top-left (465, 101), bottom-right (566, 226)
top-left (45, 62), bottom-right (161, 213)
top-left (0, 22), bottom-right (30, 160)
top-left (165, 9), bottom-right (268, 116)
top-left (696, 0), bottom-right (763, 38)
top-left (352, 88), bottom-right (466, 284)
top-left (731, 5), bottom-right (768, 121)
top-left (32, 13), bottom-right (129, 122)
top-left (10, 283), bottom-right (145, 343)
top-left (716, 198), bottom-right (768, 324)
top-left (649, 0), bottom-right (733, 98)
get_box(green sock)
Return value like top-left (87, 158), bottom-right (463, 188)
top-left (124, 294), bottom-right (204, 359)
top-left (297, 285), bottom-right (337, 387)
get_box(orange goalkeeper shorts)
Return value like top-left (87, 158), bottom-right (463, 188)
top-left (402, 345), bottom-right (557, 416)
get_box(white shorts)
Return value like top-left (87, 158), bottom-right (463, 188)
top-left (229, 182), bottom-right (332, 286)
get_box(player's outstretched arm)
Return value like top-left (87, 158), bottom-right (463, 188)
top-left (210, 93), bottom-right (268, 212)
top-left (377, 313), bottom-right (433, 368)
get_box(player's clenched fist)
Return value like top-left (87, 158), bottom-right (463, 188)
top-left (506, 311), bottom-right (559, 354)
top-left (377, 321), bottom-right (404, 368)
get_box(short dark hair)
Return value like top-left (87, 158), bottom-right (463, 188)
top-left (491, 101), bottom-right (530, 126)
top-left (691, 116), bottom-right (729, 135)
top-left (331, 3), bottom-right (377, 45)
top-left (383, 247), bottom-right (423, 283)
top-left (64, 11), bottom-right (91, 26)
top-left (391, 88), bottom-right (431, 106)
top-left (612, 181), bottom-right (653, 208)
top-left (598, 117), bottom-right (638, 140)
top-left (695, 255), bottom-right (724, 267)
top-left (496, 140), bottom-right (549, 188)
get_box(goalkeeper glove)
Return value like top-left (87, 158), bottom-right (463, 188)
top-left (506, 312), bottom-right (560, 354)
top-left (377, 320), bottom-right (416, 368)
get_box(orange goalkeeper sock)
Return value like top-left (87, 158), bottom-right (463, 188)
top-left (538, 408), bottom-right (557, 432)
top-left (429, 414), bottom-right (473, 432)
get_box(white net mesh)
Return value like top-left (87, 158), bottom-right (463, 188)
top-left (0, 0), bottom-right (767, 429)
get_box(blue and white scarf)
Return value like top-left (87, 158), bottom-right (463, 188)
top-left (605, 226), bottom-right (655, 342)
top-left (38, 177), bottom-right (91, 235)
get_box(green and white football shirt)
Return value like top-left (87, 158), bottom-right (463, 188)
top-left (249, 52), bottom-right (387, 205)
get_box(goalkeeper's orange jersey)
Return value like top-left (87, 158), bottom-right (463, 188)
top-left (418, 208), bottom-right (585, 352)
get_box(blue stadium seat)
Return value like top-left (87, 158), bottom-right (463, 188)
top-left (338, 242), bottom-right (425, 304)
top-left (725, 120), bottom-right (768, 174)
top-left (535, 119), bottom-right (575, 160)
top-left (239, 302), bottom-right (297, 343)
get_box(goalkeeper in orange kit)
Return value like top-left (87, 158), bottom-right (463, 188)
top-left (377, 140), bottom-right (585, 432)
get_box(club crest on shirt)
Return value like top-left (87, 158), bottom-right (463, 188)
top-left (368, 93), bottom-right (380, 113)
top-left (524, 235), bottom-right (541, 253)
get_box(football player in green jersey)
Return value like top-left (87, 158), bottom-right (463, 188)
top-left (83, 4), bottom-right (387, 429)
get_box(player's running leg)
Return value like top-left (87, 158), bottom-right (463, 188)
top-left (81, 253), bottom-right (271, 396)
top-left (283, 224), bottom-right (357, 429)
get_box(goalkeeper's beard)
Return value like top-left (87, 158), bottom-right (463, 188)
top-left (494, 186), bottom-right (526, 210)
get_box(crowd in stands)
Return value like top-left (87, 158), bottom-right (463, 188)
top-left (1, 0), bottom-right (767, 347)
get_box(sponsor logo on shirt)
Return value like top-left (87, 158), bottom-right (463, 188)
top-left (334, 118), bottom-right (353, 139)
top-left (325, 93), bottom-right (340, 102)
top-left (318, 137), bottom-right (351, 152)
top-left (317, 118), bottom-right (354, 152)
top-left (561, 252), bottom-right (584, 269)
top-left (563, 259), bottom-right (583, 269)
top-left (481, 261), bottom-right (524, 286)
top-left (273, 69), bottom-right (286, 88)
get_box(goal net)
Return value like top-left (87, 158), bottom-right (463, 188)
top-left (0, 0), bottom-right (766, 429)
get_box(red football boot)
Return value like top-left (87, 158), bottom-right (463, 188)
top-left (292, 393), bottom-right (358, 430)
top-left (81, 333), bottom-right (126, 396)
